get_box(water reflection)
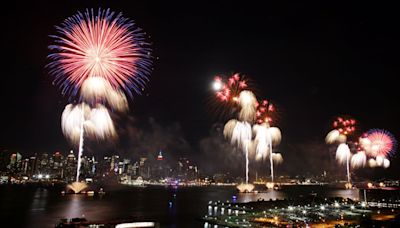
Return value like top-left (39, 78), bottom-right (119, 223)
top-left (30, 188), bottom-right (48, 212)
top-left (328, 189), bottom-right (359, 201)
top-left (64, 194), bottom-right (85, 218)
top-left (237, 189), bottom-right (285, 203)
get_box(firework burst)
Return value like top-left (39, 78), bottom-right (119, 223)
top-left (48, 8), bottom-right (152, 98)
top-left (210, 73), bottom-right (250, 119)
top-left (333, 116), bottom-right (356, 136)
top-left (363, 129), bottom-right (397, 158)
top-left (255, 99), bottom-right (275, 125)
top-left (213, 73), bottom-right (248, 102)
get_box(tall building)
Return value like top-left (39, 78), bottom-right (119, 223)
top-left (8, 152), bottom-right (22, 173)
top-left (39, 153), bottom-right (50, 174)
top-left (52, 152), bottom-right (64, 179)
top-left (153, 151), bottom-right (169, 180)
top-left (64, 150), bottom-right (76, 182)
top-left (139, 157), bottom-right (150, 179)
top-left (28, 155), bottom-right (38, 176)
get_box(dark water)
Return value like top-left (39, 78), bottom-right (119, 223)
top-left (0, 184), bottom-right (398, 228)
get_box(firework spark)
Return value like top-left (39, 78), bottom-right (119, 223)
top-left (81, 76), bottom-right (128, 112)
top-left (62, 103), bottom-right (117, 143)
top-left (238, 90), bottom-right (257, 123)
top-left (223, 119), bottom-right (238, 140)
top-left (61, 103), bottom-right (90, 144)
top-left (272, 153), bottom-right (283, 164)
top-left (336, 143), bottom-right (351, 183)
top-left (231, 121), bottom-right (252, 153)
top-left (336, 143), bottom-right (351, 165)
top-left (231, 121), bottom-right (252, 184)
top-left (253, 124), bottom-right (271, 161)
top-left (351, 151), bottom-right (366, 169)
top-left (48, 8), bottom-right (152, 98)
top-left (325, 129), bottom-right (340, 144)
top-left (85, 104), bottom-right (117, 140)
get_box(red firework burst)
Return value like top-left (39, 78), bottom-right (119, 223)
top-left (256, 99), bottom-right (275, 124)
top-left (213, 73), bottom-right (248, 103)
top-left (48, 8), bottom-right (152, 98)
top-left (333, 117), bottom-right (356, 135)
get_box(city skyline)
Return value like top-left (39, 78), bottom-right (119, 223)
top-left (2, 1), bottom-right (399, 179)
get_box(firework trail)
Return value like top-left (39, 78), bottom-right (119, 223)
top-left (253, 97), bottom-right (282, 182)
top-left (62, 103), bottom-right (117, 181)
top-left (61, 103), bottom-right (89, 181)
top-left (253, 123), bottom-right (282, 182)
top-left (48, 8), bottom-right (152, 98)
top-left (336, 143), bottom-right (351, 183)
top-left (231, 121), bottom-right (252, 184)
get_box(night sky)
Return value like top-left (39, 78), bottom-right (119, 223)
top-left (2, 1), bottom-right (400, 177)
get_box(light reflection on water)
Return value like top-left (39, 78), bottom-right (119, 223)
top-left (63, 194), bottom-right (84, 218)
top-left (235, 187), bottom-right (359, 203)
top-left (328, 189), bottom-right (359, 201)
top-left (1, 185), bottom-right (395, 228)
top-left (30, 188), bottom-right (48, 212)
top-left (237, 189), bottom-right (286, 203)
